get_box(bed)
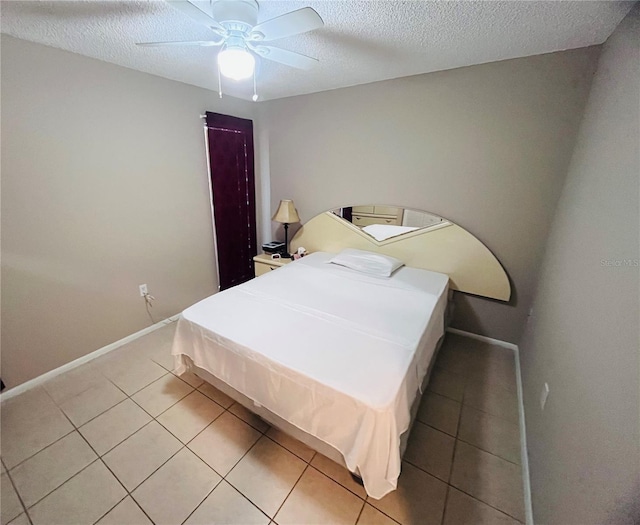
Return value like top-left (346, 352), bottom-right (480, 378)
top-left (172, 251), bottom-right (449, 499)
top-left (172, 205), bottom-right (511, 499)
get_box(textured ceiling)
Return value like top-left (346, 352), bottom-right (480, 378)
top-left (1, 0), bottom-right (634, 101)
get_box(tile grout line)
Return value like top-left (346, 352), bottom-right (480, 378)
top-left (441, 353), bottom-right (520, 428)
top-left (461, 397), bottom-right (519, 424)
top-left (414, 418), bottom-right (523, 468)
top-left (226, 405), bottom-right (271, 435)
top-left (402, 457), bottom-right (451, 486)
top-left (53, 366), bottom-right (139, 428)
top-left (2, 387), bottom-right (79, 476)
top-left (308, 466), bottom-right (366, 525)
top-left (453, 368), bottom-right (519, 400)
top-left (178, 417), bottom-right (296, 524)
top-left (215, 429), bottom-right (262, 475)
top-left (353, 500), bottom-right (366, 525)
top-left (139, 408), bottom-right (228, 492)
top-left (91, 493), bottom-right (131, 525)
top-left (223, 430), bottom-right (310, 505)
top-left (78, 424), bottom-right (157, 525)
top-left (175, 404), bottom-right (273, 523)
top-left (21, 458), bottom-right (100, 520)
top-left (458, 402), bottom-right (521, 428)
top-left (261, 432), bottom-right (315, 464)
top-left (177, 477), bottom-right (223, 525)
top-left (3, 426), bottom-right (76, 474)
top-left (21, 390), bottom-right (190, 524)
top-left (453, 435), bottom-right (522, 467)
top-left (371, 504), bottom-right (403, 525)
top-left (42, 404), bottom-right (142, 525)
top-left (129, 379), bottom-right (197, 421)
top-left (429, 370), bottom-right (518, 411)
top-left (305, 462), bottom-right (368, 503)
top-left (214, 481), bottom-right (272, 525)
top-left (125, 497), bottom-right (156, 525)
top-left (272, 463), bottom-right (310, 522)
top-left (161, 399), bottom-right (228, 449)
top-left (439, 380), bottom-right (463, 525)
top-left (413, 417), bottom-right (457, 438)
top-left (444, 484), bottom-right (525, 523)
top-left (3, 464), bottom-right (33, 525)
top-left (447, 380), bottom-right (466, 507)
top-left (365, 495), bottom-right (402, 524)
top-left (97, 364), bottom-right (171, 402)
top-left (81, 382), bottom-right (202, 525)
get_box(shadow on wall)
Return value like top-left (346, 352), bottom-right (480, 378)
top-left (451, 275), bottom-right (519, 339)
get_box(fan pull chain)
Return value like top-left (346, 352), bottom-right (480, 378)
top-left (252, 70), bottom-right (258, 102)
top-left (217, 60), bottom-right (223, 99)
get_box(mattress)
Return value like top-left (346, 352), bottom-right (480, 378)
top-left (172, 252), bottom-right (449, 499)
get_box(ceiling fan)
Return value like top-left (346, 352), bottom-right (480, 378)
top-left (137, 0), bottom-right (324, 87)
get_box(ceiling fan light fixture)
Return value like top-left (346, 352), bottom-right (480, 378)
top-left (217, 46), bottom-right (255, 81)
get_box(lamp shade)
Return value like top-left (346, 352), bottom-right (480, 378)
top-left (272, 199), bottom-right (300, 224)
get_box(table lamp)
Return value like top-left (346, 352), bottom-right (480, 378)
top-left (272, 199), bottom-right (300, 258)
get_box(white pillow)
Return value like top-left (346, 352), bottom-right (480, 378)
top-left (328, 249), bottom-right (405, 277)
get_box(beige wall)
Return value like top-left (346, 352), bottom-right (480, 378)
top-left (259, 48), bottom-right (600, 342)
top-left (519, 7), bottom-right (640, 524)
top-left (1, 36), bottom-right (254, 387)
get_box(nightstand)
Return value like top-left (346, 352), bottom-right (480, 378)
top-left (253, 253), bottom-right (292, 277)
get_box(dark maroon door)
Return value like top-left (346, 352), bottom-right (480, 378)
top-left (205, 112), bottom-right (257, 290)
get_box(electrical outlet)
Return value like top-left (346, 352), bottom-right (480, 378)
top-left (139, 284), bottom-right (148, 297)
top-left (540, 382), bottom-right (550, 410)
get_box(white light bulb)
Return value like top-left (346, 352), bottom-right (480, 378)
top-left (217, 48), bottom-right (255, 81)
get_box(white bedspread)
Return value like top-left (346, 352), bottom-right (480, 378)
top-left (172, 252), bottom-right (449, 499)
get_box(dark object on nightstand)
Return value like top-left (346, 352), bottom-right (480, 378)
top-left (262, 241), bottom-right (286, 254)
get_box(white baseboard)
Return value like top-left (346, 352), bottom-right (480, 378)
top-left (514, 346), bottom-right (534, 525)
top-left (447, 327), bottom-right (534, 525)
top-left (445, 327), bottom-right (518, 351)
top-left (1, 315), bottom-right (181, 402)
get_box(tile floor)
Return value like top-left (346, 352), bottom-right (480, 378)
top-left (0, 323), bottom-right (525, 525)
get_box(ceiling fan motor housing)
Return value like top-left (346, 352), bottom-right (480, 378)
top-left (211, 0), bottom-right (259, 31)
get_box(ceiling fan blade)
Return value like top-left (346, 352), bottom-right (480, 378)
top-left (166, 0), bottom-right (227, 35)
top-left (249, 7), bottom-right (323, 42)
top-left (250, 44), bottom-right (319, 70)
top-left (137, 39), bottom-right (223, 47)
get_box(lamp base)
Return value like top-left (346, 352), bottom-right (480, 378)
top-left (283, 223), bottom-right (291, 260)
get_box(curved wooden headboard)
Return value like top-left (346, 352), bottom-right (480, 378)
top-left (290, 212), bottom-right (511, 301)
